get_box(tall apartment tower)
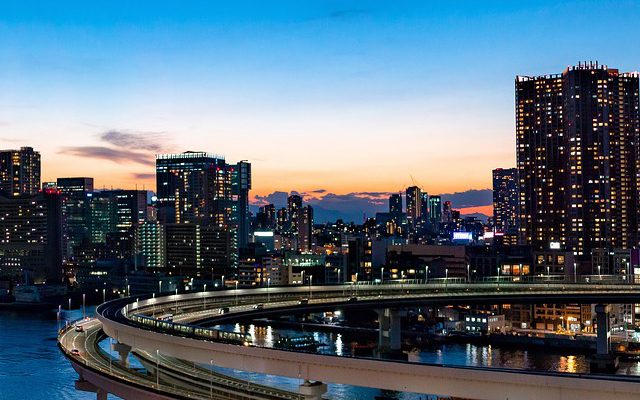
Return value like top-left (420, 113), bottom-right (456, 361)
top-left (0, 147), bottom-right (41, 197)
top-left (428, 196), bottom-right (442, 224)
top-left (405, 186), bottom-right (422, 228)
top-left (516, 62), bottom-right (640, 259)
top-left (298, 205), bottom-right (314, 253)
top-left (492, 168), bottom-right (518, 233)
top-left (57, 177), bottom-right (94, 259)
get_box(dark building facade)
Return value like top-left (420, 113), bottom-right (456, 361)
top-left (0, 190), bottom-right (63, 283)
top-left (57, 177), bottom-right (94, 260)
top-left (492, 168), bottom-right (518, 233)
top-left (516, 62), bottom-right (640, 259)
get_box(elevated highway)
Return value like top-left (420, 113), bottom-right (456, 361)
top-left (88, 281), bottom-right (640, 399)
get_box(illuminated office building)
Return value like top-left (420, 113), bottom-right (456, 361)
top-left (0, 147), bottom-right (41, 197)
top-left (155, 152), bottom-right (251, 254)
top-left (516, 62), bottom-right (640, 258)
top-left (492, 168), bottom-right (518, 233)
top-left (57, 177), bottom-right (94, 259)
top-left (406, 186), bottom-right (422, 228)
top-left (428, 196), bottom-right (442, 224)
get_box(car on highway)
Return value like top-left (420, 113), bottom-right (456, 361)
top-left (71, 349), bottom-right (80, 356)
top-left (298, 298), bottom-right (309, 305)
top-left (219, 307), bottom-right (229, 314)
top-left (347, 296), bottom-right (358, 303)
top-left (252, 303), bottom-right (265, 310)
top-left (75, 325), bottom-right (84, 332)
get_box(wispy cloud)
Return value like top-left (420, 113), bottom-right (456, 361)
top-left (100, 130), bottom-right (173, 153)
top-left (59, 128), bottom-right (176, 166)
top-left (59, 146), bottom-right (154, 166)
top-left (130, 172), bottom-right (155, 180)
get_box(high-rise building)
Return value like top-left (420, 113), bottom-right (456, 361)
top-left (419, 192), bottom-right (429, 222)
top-left (406, 186), bottom-right (422, 228)
top-left (516, 62), bottom-right (640, 258)
top-left (57, 177), bottom-right (94, 259)
top-left (492, 168), bottom-right (518, 233)
top-left (287, 194), bottom-right (303, 234)
top-left (0, 147), bottom-right (41, 197)
top-left (298, 205), bottom-right (314, 253)
top-left (137, 221), bottom-right (164, 270)
top-left (155, 152), bottom-right (229, 224)
top-left (0, 190), bottom-right (63, 283)
top-left (389, 193), bottom-right (402, 214)
top-left (257, 204), bottom-right (276, 230)
top-left (164, 224), bottom-right (231, 279)
top-left (276, 207), bottom-right (288, 234)
top-left (428, 196), bottom-right (442, 224)
top-left (155, 152), bottom-right (251, 261)
top-left (232, 161), bottom-right (252, 249)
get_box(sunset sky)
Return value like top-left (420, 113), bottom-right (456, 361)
top-left (2, 1), bottom-right (639, 213)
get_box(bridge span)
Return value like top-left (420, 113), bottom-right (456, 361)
top-left (80, 281), bottom-right (640, 399)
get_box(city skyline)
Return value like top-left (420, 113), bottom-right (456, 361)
top-left (3, 1), bottom-right (640, 206)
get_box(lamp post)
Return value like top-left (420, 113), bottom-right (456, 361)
top-left (68, 298), bottom-right (71, 311)
top-left (222, 275), bottom-right (225, 288)
top-left (102, 288), bottom-right (105, 304)
top-left (381, 267), bottom-right (385, 284)
top-left (156, 349), bottom-right (160, 388)
top-left (598, 265), bottom-right (601, 280)
top-left (235, 281), bottom-right (239, 305)
top-left (467, 264), bottom-right (470, 283)
top-left (127, 284), bottom-right (130, 297)
top-left (425, 266), bottom-right (429, 284)
top-left (574, 262), bottom-right (577, 283)
top-left (158, 281), bottom-right (162, 294)
top-left (175, 288), bottom-right (178, 314)
top-left (82, 293), bottom-right (86, 319)
top-left (267, 278), bottom-right (271, 303)
top-left (496, 267), bottom-right (500, 288)
top-left (203, 284), bottom-right (207, 309)
top-left (308, 274), bottom-right (313, 299)
top-left (445, 268), bottom-right (448, 290)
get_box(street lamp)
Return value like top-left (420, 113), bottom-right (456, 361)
top-left (102, 288), bottom-right (105, 304)
top-left (467, 264), bottom-right (470, 283)
top-left (127, 284), bottom-right (130, 297)
top-left (82, 293), bottom-right (86, 320)
top-left (445, 268), bottom-right (449, 289)
top-left (235, 281), bottom-right (239, 305)
top-left (203, 284), bottom-right (207, 309)
top-left (598, 265), bottom-right (601, 280)
top-left (574, 262), bottom-right (577, 283)
top-left (381, 267), bottom-right (385, 284)
top-left (68, 298), bottom-right (71, 311)
top-left (425, 266), bottom-right (429, 284)
top-left (267, 278), bottom-right (271, 303)
top-left (309, 274), bottom-right (313, 299)
top-left (222, 275), bottom-right (225, 288)
top-left (175, 288), bottom-right (178, 313)
top-left (158, 281), bottom-right (162, 294)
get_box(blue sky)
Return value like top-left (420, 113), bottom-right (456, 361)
top-left (1, 1), bottom-right (639, 215)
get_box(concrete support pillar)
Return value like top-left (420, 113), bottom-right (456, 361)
top-left (595, 304), bottom-right (611, 356)
top-left (75, 379), bottom-right (108, 400)
top-left (590, 304), bottom-right (618, 372)
top-left (376, 308), bottom-right (405, 352)
top-left (299, 380), bottom-right (327, 400)
top-left (111, 342), bottom-right (132, 367)
top-left (96, 389), bottom-right (108, 400)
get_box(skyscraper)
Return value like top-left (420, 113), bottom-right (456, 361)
top-left (516, 62), bottom-right (640, 258)
top-left (57, 177), bottom-right (94, 260)
top-left (389, 193), bottom-right (402, 214)
top-left (406, 186), bottom-right (422, 229)
top-left (492, 168), bottom-right (518, 233)
top-left (298, 205), bottom-right (314, 253)
top-left (155, 152), bottom-right (229, 224)
top-left (0, 147), bottom-right (41, 197)
top-left (232, 161), bottom-right (252, 248)
top-left (287, 194), bottom-right (303, 234)
top-left (0, 189), bottom-right (63, 283)
top-left (428, 196), bottom-right (442, 224)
